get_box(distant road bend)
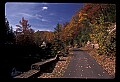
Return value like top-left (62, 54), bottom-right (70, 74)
top-left (63, 48), bottom-right (114, 79)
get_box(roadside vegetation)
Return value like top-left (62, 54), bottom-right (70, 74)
top-left (1, 3), bottom-right (116, 78)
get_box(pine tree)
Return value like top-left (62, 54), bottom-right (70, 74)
top-left (53, 23), bottom-right (64, 55)
top-left (4, 17), bottom-right (15, 44)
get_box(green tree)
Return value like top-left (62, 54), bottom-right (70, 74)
top-left (4, 17), bottom-right (15, 44)
top-left (52, 23), bottom-right (64, 54)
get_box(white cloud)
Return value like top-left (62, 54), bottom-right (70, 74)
top-left (42, 6), bottom-right (48, 10)
top-left (35, 14), bottom-right (42, 18)
top-left (19, 13), bottom-right (33, 18)
top-left (32, 26), bottom-right (51, 32)
top-left (41, 18), bottom-right (48, 22)
top-left (18, 13), bottom-right (42, 20)
top-left (10, 23), bottom-right (51, 32)
top-left (49, 13), bottom-right (55, 16)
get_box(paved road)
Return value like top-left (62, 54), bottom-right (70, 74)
top-left (63, 49), bottom-right (113, 79)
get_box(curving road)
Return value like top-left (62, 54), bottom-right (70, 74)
top-left (63, 48), bottom-right (114, 79)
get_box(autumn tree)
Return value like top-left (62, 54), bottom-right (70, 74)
top-left (79, 3), bottom-right (116, 24)
top-left (60, 21), bottom-right (72, 47)
top-left (34, 31), bottom-right (46, 46)
top-left (15, 17), bottom-right (35, 45)
top-left (34, 31), bottom-right (54, 47)
top-left (62, 16), bottom-right (82, 47)
top-left (88, 4), bottom-right (116, 56)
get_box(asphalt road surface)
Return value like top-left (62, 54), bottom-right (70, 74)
top-left (63, 48), bottom-right (113, 79)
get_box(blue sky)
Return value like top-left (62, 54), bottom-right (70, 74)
top-left (5, 2), bottom-right (84, 32)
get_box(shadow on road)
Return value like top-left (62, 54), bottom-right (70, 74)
top-left (40, 60), bottom-right (58, 73)
top-left (30, 60), bottom-right (58, 78)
